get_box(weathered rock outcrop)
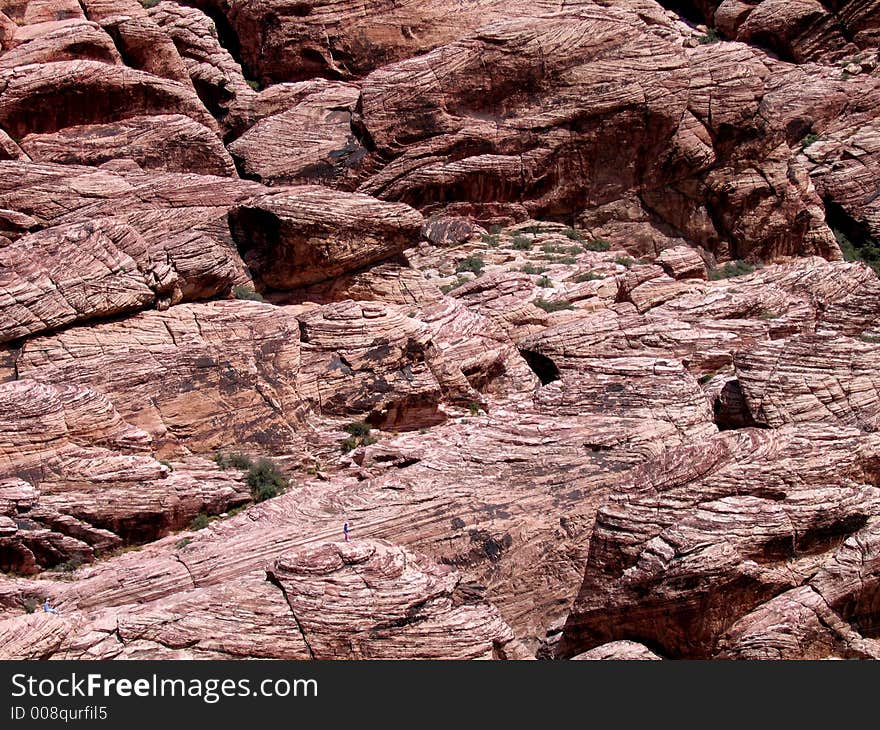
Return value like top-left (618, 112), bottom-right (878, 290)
top-left (0, 216), bottom-right (242, 343)
top-left (0, 0), bottom-right (879, 662)
top-left (351, 9), bottom-right (850, 263)
top-left (145, 1), bottom-right (256, 134)
top-left (678, 0), bottom-right (879, 63)
top-left (185, 0), bottom-right (587, 84)
top-left (15, 301), bottom-right (308, 453)
top-left (19, 115), bottom-right (236, 176)
top-left (735, 334), bottom-right (880, 430)
top-left (571, 640), bottom-right (663, 660)
top-left (0, 61), bottom-right (216, 139)
top-left (229, 188), bottom-right (424, 289)
top-left (267, 540), bottom-right (523, 659)
top-left (0, 539), bottom-right (524, 659)
top-left (0, 379), bottom-right (249, 574)
top-left (558, 425), bottom-right (880, 658)
top-left (228, 83), bottom-right (362, 185)
top-left (0, 18), bottom-right (121, 69)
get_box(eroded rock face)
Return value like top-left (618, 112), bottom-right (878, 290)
top-left (557, 425), bottom-right (880, 658)
top-left (0, 379), bottom-right (250, 574)
top-left (0, 61), bottom-right (216, 139)
top-left (267, 540), bottom-right (523, 659)
top-left (677, 0), bottom-right (879, 63)
top-left (571, 640), bottom-right (663, 660)
top-left (1, 0), bottom-right (880, 661)
top-left (349, 9), bottom-right (867, 264)
top-left (735, 334), bottom-right (880, 430)
top-left (14, 301), bottom-right (307, 453)
top-left (228, 83), bottom-right (362, 185)
top-left (0, 539), bottom-right (524, 659)
top-left (0, 217), bottom-right (242, 342)
top-left (20, 115), bottom-right (236, 176)
top-left (229, 188), bottom-right (424, 290)
top-left (187, 0), bottom-right (585, 84)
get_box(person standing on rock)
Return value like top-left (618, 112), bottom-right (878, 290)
top-left (343, 522), bottom-right (350, 542)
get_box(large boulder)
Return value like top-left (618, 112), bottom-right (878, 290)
top-left (229, 188), bottom-right (423, 289)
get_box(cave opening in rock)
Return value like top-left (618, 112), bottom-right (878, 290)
top-left (825, 198), bottom-right (880, 273)
top-left (655, 0), bottom-right (708, 25)
top-left (181, 1), bottom-right (252, 81)
top-left (519, 349), bottom-right (561, 385)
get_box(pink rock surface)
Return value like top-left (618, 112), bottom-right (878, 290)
top-left (0, 0), bottom-right (879, 661)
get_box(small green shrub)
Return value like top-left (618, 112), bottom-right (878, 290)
top-left (22, 597), bottom-right (38, 614)
top-left (340, 423), bottom-right (378, 452)
top-left (534, 298), bottom-right (574, 313)
top-left (586, 238), bottom-right (611, 252)
top-left (247, 458), bottom-right (288, 502)
top-left (213, 452), bottom-right (254, 470)
top-left (541, 243), bottom-right (565, 254)
top-left (520, 263), bottom-right (547, 275)
top-left (233, 285), bottom-right (264, 302)
top-left (439, 277), bottom-right (468, 294)
top-left (698, 28), bottom-right (721, 44)
top-left (554, 256), bottom-right (578, 265)
top-left (467, 402), bottom-right (482, 416)
top-left (481, 233), bottom-right (500, 246)
top-left (175, 537), bottom-right (192, 550)
top-left (140, 0), bottom-right (160, 7)
top-left (246, 79), bottom-right (261, 90)
top-left (456, 255), bottom-right (484, 275)
top-left (833, 226), bottom-right (880, 275)
top-left (158, 460), bottom-right (173, 472)
top-left (190, 514), bottom-right (211, 530)
top-left (801, 133), bottom-right (820, 148)
top-left (51, 557), bottom-right (84, 573)
top-left (344, 421), bottom-right (372, 438)
top-left (758, 310), bottom-right (780, 320)
top-left (563, 228), bottom-right (582, 241)
top-left (572, 271), bottom-right (603, 283)
top-left (708, 260), bottom-right (756, 280)
top-left (512, 235), bottom-right (532, 250)
top-left (860, 333), bottom-right (880, 344)
top-left (614, 256), bottom-right (635, 268)
top-left (536, 276), bottom-right (553, 288)
top-left (488, 224), bottom-right (503, 235)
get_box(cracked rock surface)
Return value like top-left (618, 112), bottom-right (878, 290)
top-left (1, 0), bottom-right (880, 660)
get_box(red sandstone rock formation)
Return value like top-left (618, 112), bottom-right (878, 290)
top-left (0, 0), bottom-right (877, 660)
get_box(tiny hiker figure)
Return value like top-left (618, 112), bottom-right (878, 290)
top-left (343, 522), bottom-right (350, 542)
top-left (42, 599), bottom-right (58, 615)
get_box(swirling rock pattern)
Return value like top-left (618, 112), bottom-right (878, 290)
top-left (0, 0), bottom-right (878, 660)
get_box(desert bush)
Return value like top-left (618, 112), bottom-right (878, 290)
top-left (456, 255), bottom-right (484, 275)
top-left (247, 458), bottom-right (288, 502)
top-left (708, 260), bottom-right (756, 279)
top-left (534, 298), bottom-right (574, 312)
top-left (233, 285), bottom-right (264, 302)
top-left (341, 422), bottom-right (379, 452)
